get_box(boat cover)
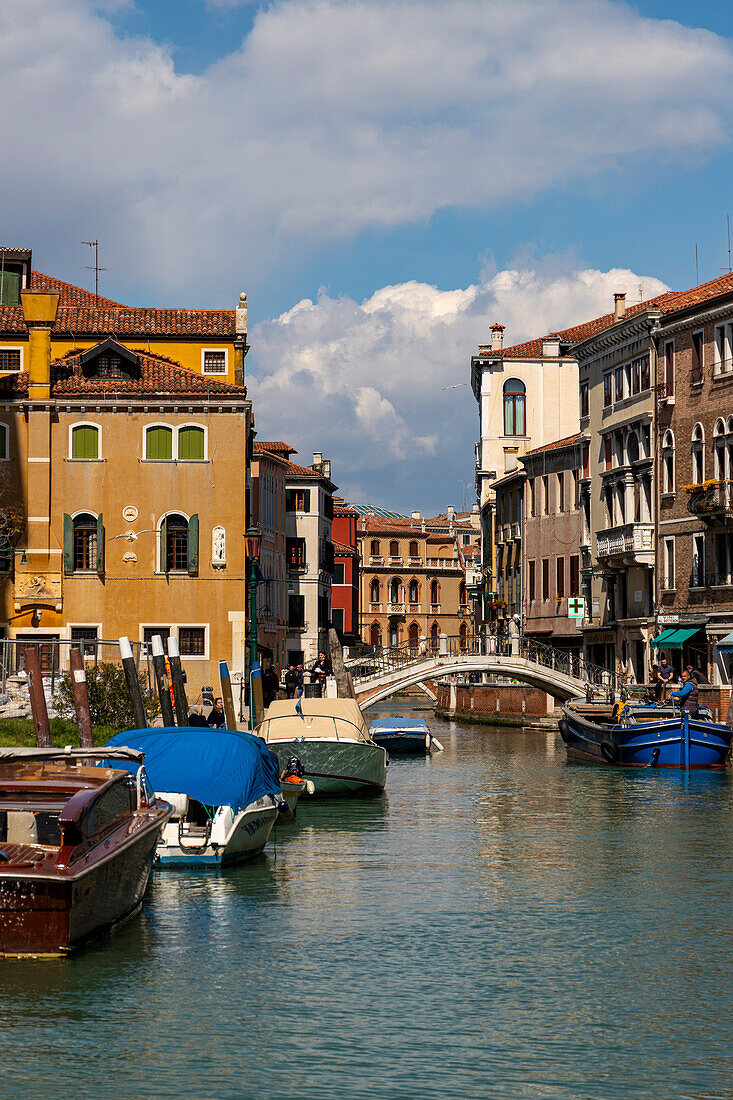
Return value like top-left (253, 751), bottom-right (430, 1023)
top-left (104, 728), bottom-right (282, 811)
top-left (259, 699), bottom-right (371, 743)
top-left (369, 717), bottom-right (429, 731)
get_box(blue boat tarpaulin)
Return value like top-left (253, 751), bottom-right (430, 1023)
top-left (105, 727), bottom-right (281, 811)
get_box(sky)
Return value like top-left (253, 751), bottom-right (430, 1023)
top-left (2, 0), bottom-right (733, 512)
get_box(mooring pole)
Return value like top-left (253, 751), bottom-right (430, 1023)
top-left (23, 645), bottom-right (51, 747)
top-left (69, 646), bottom-right (93, 749)
top-left (151, 635), bottom-right (175, 727)
top-left (120, 637), bottom-right (148, 729)
top-left (166, 635), bottom-right (189, 726)
top-left (219, 660), bottom-right (237, 731)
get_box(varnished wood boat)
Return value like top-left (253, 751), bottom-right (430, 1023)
top-left (0, 747), bottom-right (172, 957)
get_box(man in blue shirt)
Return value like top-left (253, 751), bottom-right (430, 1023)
top-left (670, 670), bottom-right (699, 716)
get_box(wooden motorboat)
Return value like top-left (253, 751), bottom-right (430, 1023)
top-left (368, 716), bottom-right (443, 755)
top-left (0, 746), bottom-right (172, 957)
top-left (560, 699), bottom-right (732, 769)
top-left (257, 699), bottom-right (387, 796)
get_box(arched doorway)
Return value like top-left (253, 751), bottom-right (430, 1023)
top-left (409, 622), bottom-right (420, 653)
top-left (370, 622), bottom-right (381, 647)
top-left (430, 621), bottom-right (439, 652)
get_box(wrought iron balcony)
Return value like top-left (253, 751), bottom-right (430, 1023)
top-left (596, 522), bottom-right (654, 564)
top-left (685, 480), bottom-right (733, 522)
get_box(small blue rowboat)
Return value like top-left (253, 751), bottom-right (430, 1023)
top-left (559, 700), bottom-right (731, 769)
top-left (369, 717), bottom-right (441, 755)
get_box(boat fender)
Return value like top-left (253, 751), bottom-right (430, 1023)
top-left (431, 738), bottom-right (444, 753)
top-left (647, 747), bottom-right (660, 768)
top-left (305, 781), bottom-right (316, 796)
top-left (600, 739), bottom-right (619, 764)
top-left (558, 720), bottom-right (570, 745)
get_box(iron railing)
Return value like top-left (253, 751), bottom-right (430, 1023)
top-left (0, 637), bottom-right (151, 695)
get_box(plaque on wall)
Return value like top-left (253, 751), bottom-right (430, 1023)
top-left (122, 505), bottom-right (138, 523)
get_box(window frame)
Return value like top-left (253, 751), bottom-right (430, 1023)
top-left (0, 346), bottom-right (23, 374)
top-left (691, 330), bottom-right (704, 382)
top-left (68, 421), bottom-right (102, 462)
top-left (144, 423), bottom-right (174, 462)
top-left (579, 380), bottom-right (589, 419)
top-left (177, 423), bottom-right (207, 462)
top-left (71, 511), bottom-right (100, 573)
top-left (603, 372), bottom-right (612, 408)
top-left (663, 536), bottom-right (676, 591)
top-left (0, 420), bottom-right (9, 461)
top-left (201, 347), bottom-right (229, 376)
top-left (502, 378), bottom-right (526, 437)
top-left (664, 340), bottom-right (675, 396)
top-left (177, 625), bottom-right (209, 659)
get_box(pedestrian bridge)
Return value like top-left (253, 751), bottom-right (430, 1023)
top-left (347, 635), bottom-right (616, 710)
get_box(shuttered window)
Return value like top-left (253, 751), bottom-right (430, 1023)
top-left (146, 426), bottom-right (173, 460)
top-left (178, 426), bottom-right (204, 461)
top-left (71, 425), bottom-right (99, 460)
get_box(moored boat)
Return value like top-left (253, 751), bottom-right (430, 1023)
top-left (257, 699), bottom-right (387, 796)
top-left (0, 746), bottom-right (172, 957)
top-left (560, 698), bottom-right (731, 769)
top-left (106, 727), bottom-right (283, 867)
top-left (368, 716), bottom-right (442, 755)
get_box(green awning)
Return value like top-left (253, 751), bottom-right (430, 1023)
top-left (716, 631), bottom-right (733, 653)
top-left (651, 626), bottom-right (700, 649)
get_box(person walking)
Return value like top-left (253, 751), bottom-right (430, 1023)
top-left (284, 664), bottom-right (298, 699)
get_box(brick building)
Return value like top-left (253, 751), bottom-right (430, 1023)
top-left (251, 442), bottom-right (289, 671)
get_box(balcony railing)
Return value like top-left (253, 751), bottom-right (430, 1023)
top-left (427, 558), bottom-right (459, 569)
top-left (706, 572), bottom-right (733, 588)
top-left (596, 522), bottom-right (654, 560)
top-left (369, 602), bottom-right (382, 613)
top-left (430, 603), bottom-right (441, 613)
top-left (408, 556), bottom-right (422, 566)
top-left (408, 602), bottom-right (421, 613)
top-left (388, 603), bottom-right (405, 614)
top-left (388, 556), bottom-right (403, 565)
top-left (685, 480), bottom-right (733, 521)
top-left (369, 555), bottom-right (384, 564)
top-left (511, 523), bottom-right (521, 540)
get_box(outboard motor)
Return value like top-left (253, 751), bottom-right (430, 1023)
top-left (282, 756), bottom-right (304, 780)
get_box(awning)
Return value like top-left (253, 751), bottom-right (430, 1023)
top-left (651, 626), bottom-right (700, 649)
top-left (716, 631), bottom-right (733, 653)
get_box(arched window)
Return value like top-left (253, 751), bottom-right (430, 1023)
top-left (430, 579), bottom-right (440, 606)
top-left (146, 425), bottom-right (173, 461)
top-left (503, 378), bottom-right (526, 436)
top-left (370, 578), bottom-right (380, 604)
top-left (430, 621), bottom-right (440, 650)
top-left (662, 430), bottom-right (675, 494)
top-left (389, 540), bottom-right (399, 557)
top-left (71, 424), bottom-right (99, 460)
top-left (370, 622), bottom-right (381, 647)
top-left (692, 423), bottom-right (705, 484)
top-left (408, 579), bottom-right (419, 603)
top-left (409, 622), bottom-right (420, 652)
top-left (370, 539), bottom-right (380, 557)
top-left (626, 431), bottom-right (639, 465)
top-left (160, 513), bottom-right (198, 574)
top-left (409, 540), bottom-right (419, 558)
top-left (389, 577), bottom-right (402, 603)
top-left (178, 425), bottom-right (205, 461)
top-left (714, 419), bottom-right (726, 481)
top-left (459, 581), bottom-right (467, 605)
top-left (73, 513), bottom-right (98, 571)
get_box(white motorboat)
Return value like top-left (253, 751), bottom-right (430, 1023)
top-left (257, 699), bottom-right (387, 796)
top-left (157, 792), bottom-right (278, 867)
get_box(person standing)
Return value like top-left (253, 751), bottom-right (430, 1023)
top-left (261, 662), bottom-right (280, 709)
top-left (670, 669), bottom-right (699, 717)
top-left (657, 656), bottom-right (675, 701)
top-left (284, 664), bottom-right (298, 699)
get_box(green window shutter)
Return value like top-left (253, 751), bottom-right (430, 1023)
top-left (63, 514), bottom-right (74, 574)
top-left (96, 513), bottom-right (105, 575)
top-left (160, 516), bottom-right (168, 573)
top-left (146, 426), bottom-right (172, 460)
top-left (187, 514), bottom-right (199, 575)
top-left (304, 489), bottom-right (311, 512)
top-left (178, 426), bottom-right (204, 461)
top-left (0, 271), bottom-right (20, 306)
top-left (72, 425), bottom-right (98, 460)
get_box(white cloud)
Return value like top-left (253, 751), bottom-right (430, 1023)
top-left (0, 0), bottom-right (731, 298)
top-left (248, 258), bottom-right (668, 510)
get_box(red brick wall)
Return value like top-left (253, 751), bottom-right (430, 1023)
top-left (435, 682), bottom-right (550, 716)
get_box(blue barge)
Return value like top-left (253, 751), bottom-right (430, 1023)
top-left (369, 717), bottom-right (436, 755)
top-left (559, 700), bottom-right (731, 769)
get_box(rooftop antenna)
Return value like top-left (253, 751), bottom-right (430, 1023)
top-left (82, 239), bottom-right (108, 302)
top-left (727, 216), bottom-right (731, 274)
top-left (695, 243), bottom-right (699, 285)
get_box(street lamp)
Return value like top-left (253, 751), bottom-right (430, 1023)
top-left (246, 527), bottom-right (262, 729)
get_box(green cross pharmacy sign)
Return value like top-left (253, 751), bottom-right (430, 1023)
top-left (568, 597), bottom-right (586, 620)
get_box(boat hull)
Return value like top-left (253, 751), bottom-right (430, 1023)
top-left (156, 802), bottom-right (278, 867)
top-left (560, 707), bottom-right (731, 769)
top-left (267, 740), bottom-right (387, 795)
top-left (370, 731), bottom-right (431, 754)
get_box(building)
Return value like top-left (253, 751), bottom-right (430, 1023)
top-left (250, 442), bottom-right (289, 671)
top-left (357, 508), bottom-right (480, 649)
top-left (492, 469), bottom-right (524, 624)
top-left (0, 287), bottom-right (252, 700)
top-left (521, 435), bottom-right (583, 656)
top-left (0, 248), bottom-right (248, 386)
top-left (331, 498), bottom-right (360, 645)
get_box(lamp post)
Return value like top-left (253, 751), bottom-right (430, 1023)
top-left (245, 527), bottom-right (262, 729)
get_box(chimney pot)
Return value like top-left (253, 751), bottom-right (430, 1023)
top-left (489, 323), bottom-right (505, 352)
top-left (614, 292), bottom-right (626, 322)
top-left (313, 451), bottom-right (323, 468)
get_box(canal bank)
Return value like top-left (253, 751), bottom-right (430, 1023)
top-left (433, 679), bottom-right (561, 730)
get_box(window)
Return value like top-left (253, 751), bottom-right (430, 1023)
top-left (0, 273), bottom-right (20, 306)
top-left (603, 372), bottom-right (612, 408)
top-left (556, 557), bottom-right (565, 598)
top-left (580, 381), bottom-right (589, 418)
top-left (640, 356), bottom-right (650, 391)
top-left (691, 331), bottom-right (703, 382)
top-left (714, 323), bottom-right (733, 375)
top-left (408, 579), bottom-right (419, 603)
top-left (71, 424), bottom-right (99, 460)
top-left (503, 378), bottom-right (526, 436)
top-left (528, 560), bottom-right (536, 601)
top-left (542, 475), bottom-right (549, 515)
top-left (73, 514), bottom-right (98, 572)
top-left (143, 627), bottom-right (170, 646)
top-left (202, 350), bottom-right (227, 375)
top-left (179, 627), bottom-right (206, 656)
top-left (84, 781), bottom-right (134, 840)
top-left (370, 539), bottom-right (380, 557)
top-left (332, 608), bottom-right (345, 635)
top-left (318, 594), bottom-right (330, 630)
top-left (286, 489), bottom-right (310, 512)
top-left (692, 423), bottom-right (705, 484)
top-left (333, 562), bottom-right (345, 584)
top-left (529, 478), bottom-right (536, 517)
top-left (409, 540), bottom-right (419, 558)
top-left (389, 540), bottom-right (399, 557)
top-left (286, 537), bottom-right (306, 569)
top-left (715, 532), bottom-right (733, 585)
top-left (145, 425), bottom-right (173, 460)
top-left (0, 349), bottom-right (21, 372)
top-left (71, 626), bottom-right (98, 656)
top-left (664, 340), bottom-right (675, 396)
top-left (0, 532), bottom-right (11, 571)
top-left (692, 534), bottom-right (705, 588)
top-left (614, 366), bottom-right (624, 401)
top-left (389, 578), bottom-right (402, 604)
top-left (0, 423), bottom-right (8, 461)
top-left (370, 579), bottom-right (380, 603)
top-left (430, 579), bottom-right (440, 606)
top-left (288, 594), bottom-right (305, 628)
top-left (370, 623), bottom-right (381, 647)
top-left (95, 355), bottom-right (125, 378)
top-left (604, 436), bottom-right (612, 471)
top-left (582, 444), bottom-right (589, 479)
top-left (557, 472), bottom-right (565, 513)
top-left (571, 468), bottom-right (580, 509)
top-left (663, 537), bottom-right (675, 590)
top-left (178, 426), bottom-right (205, 461)
top-left (165, 514), bottom-right (189, 572)
top-left (569, 555), bottom-right (580, 597)
top-left (541, 559), bottom-right (550, 601)
top-left (662, 430), bottom-right (675, 494)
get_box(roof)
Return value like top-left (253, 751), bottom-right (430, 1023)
top-left (523, 433), bottom-right (583, 457)
top-left (0, 270), bottom-right (235, 338)
top-left (333, 539), bottom-right (357, 556)
top-left (348, 503), bottom-right (407, 518)
top-left (357, 513), bottom-right (473, 534)
top-left (0, 348), bottom-right (247, 398)
top-left (253, 440), bottom-right (297, 456)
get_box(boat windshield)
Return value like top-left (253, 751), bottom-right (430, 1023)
top-left (259, 710), bottom-right (371, 743)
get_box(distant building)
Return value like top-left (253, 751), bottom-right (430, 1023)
top-left (331, 498), bottom-right (360, 645)
top-left (251, 442), bottom-right (289, 670)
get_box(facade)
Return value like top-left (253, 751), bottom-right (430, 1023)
top-left (0, 248), bottom-right (248, 386)
top-left (521, 435), bottom-right (583, 654)
top-left (0, 289), bottom-right (251, 700)
top-left (250, 443), bottom-right (288, 671)
top-left (492, 470), bottom-right (524, 623)
top-left (331, 498), bottom-right (360, 644)
top-left (357, 508), bottom-right (480, 649)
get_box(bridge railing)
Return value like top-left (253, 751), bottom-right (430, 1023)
top-left (348, 633), bottom-right (616, 693)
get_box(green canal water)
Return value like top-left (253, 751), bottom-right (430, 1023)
top-left (2, 703), bottom-right (733, 1099)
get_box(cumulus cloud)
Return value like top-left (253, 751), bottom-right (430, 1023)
top-left (248, 258), bottom-right (668, 510)
top-left (0, 0), bottom-right (731, 298)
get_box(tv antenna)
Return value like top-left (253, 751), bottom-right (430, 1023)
top-left (82, 239), bottom-right (108, 302)
top-left (695, 243), bottom-right (699, 285)
top-left (722, 216), bottom-right (732, 274)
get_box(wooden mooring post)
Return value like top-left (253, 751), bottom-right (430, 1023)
top-left (151, 635), bottom-right (175, 728)
top-left (69, 646), bottom-right (93, 749)
top-left (166, 636), bottom-right (189, 726)
top-left (120, 637), bottom-right (148, 729)
top-left (23, 645), bottom-right (52, 747)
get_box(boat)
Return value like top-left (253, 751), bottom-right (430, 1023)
top-left (257, 699), bottom-right (388, 796)
top-left (559, 698), bottom-right (732, 769)
top-left (0, 746), bottom-right (172, 957)
top-left (368, 716), bottom-right (443, 755)
top-left (106, 727), bottom-right (283, 867)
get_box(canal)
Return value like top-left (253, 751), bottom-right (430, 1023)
top-left (2, 701), bottom-right (733, 1099)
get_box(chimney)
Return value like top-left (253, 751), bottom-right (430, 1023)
top-left (21, 290), bottom-right (59, 401)
top-left (447, 505), bottom-right (455, 523)
top-left (490, 323), bottom-right (505, 352)
top-left (235, 292), bottom-right (247, 336)
top-left (322, 458), bottom-right (331, 479)
top-left (614, 293), bottom-right (626, 322)
top-left (312, 451), bottom-right (323, 471)
top-left (542, 336), bottom-right (560, 358)
top-left (411, 510), bottom-right (421, 520)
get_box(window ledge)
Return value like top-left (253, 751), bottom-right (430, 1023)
top-left (660, 492), bottom-right (676, 500)
top-left (142, 458), bottom-right (210, 464)
top-left (690, 378), bottom-right (704, 388)
top-left (712, 371), bottom-right (733, 383)
top-left (661, 587), bottom-right (677, 594)
top-left (66, 458), bottom-right (105, 463)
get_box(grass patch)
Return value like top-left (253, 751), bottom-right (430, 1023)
top-left (0, 718), bottom-right (123, 748)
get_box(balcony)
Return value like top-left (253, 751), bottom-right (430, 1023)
top-left (388, 556), bottom-right (403, 565)
top-left (707, 572), bottom-right (733, 588)
top-left (430, 603), bottom-right (441, 613)
top-left (369, 555), bottom-right (384, 564)
top-left (596, 522), bottom-right (654, 566)
top-left (369, 602), bottom-right (382, 613)
top-left (408, 556), bottom-right (422, 566)
top-left (388, 603), bottom-right (405, 615)
top-left (685, 480), bottom-right (733, 523)
top-left (408, 602), bottom-right (421, 613)
top-left (427, 557), bottom-right (459, 570)
top-left (511, 522), bottom-right (521, 540)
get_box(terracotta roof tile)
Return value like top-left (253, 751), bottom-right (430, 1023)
top-left (333, 540), bottom-right (357, 556)
top-left (253, 440), bottom-right (297, 455)
top-left (523, 432), bottom-right (582, 456)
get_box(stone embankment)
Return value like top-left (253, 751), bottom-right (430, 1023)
top-left (434, 680), bottom-right (560, 730)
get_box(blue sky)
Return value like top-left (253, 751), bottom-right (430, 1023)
top-left (2, 0), bottom-right (733, 511)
